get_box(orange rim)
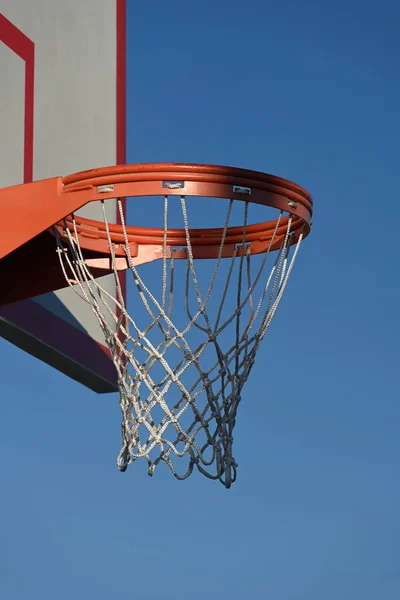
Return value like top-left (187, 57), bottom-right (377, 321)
top-left (57, 163), bottom-right (313, 259)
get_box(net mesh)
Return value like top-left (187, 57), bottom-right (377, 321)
top-left (54, 195), bottom-right (303, 488)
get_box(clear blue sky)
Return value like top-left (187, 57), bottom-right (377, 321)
top-left (1, 0), bottom-right (400, 598)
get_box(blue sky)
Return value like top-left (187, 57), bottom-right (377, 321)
top-left (1, 0), bottom-right (400, 598)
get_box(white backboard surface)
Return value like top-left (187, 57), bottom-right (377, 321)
top-left (0, 0), bottom-right (126, 392)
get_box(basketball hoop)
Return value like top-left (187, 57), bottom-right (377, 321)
top-left (0, 163), bottom-right (313, 487)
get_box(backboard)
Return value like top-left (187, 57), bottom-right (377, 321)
top-left (0, 0), bottom-right (126, 393)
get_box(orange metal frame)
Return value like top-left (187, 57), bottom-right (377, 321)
top-left (0, 163), bottom-right (313, 305)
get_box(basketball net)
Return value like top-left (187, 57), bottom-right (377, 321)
top-left (54, 195), bottom-right (303, 487)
